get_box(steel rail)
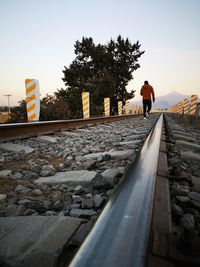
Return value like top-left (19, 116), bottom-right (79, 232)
top-left (0, 114), bottom-right (139, 141)
top-left (70, 114), bottom-right (163, 267)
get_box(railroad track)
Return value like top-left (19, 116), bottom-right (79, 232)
top-left (0, 113), bottom-right (199, 267)
top-left (0, 114), bottom-right (141, 142)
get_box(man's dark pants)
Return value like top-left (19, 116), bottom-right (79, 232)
top-left (143, 100), bottom-right (152, 117)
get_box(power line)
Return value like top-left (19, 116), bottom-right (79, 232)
top-left (4, 94), bottom-right (12, 113)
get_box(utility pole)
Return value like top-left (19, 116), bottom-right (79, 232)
top-left (4, 94), bottom-right (12, 113)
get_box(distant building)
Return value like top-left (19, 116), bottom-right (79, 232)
top-left (0, 112), bottom-right (10, 123)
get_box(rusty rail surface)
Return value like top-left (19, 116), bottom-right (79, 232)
top-left (0, 114), bottom-right (140, 141)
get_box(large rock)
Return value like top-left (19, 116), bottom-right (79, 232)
top-left (34, 170), bottom-right (97, 186)
top-left (191, 176), bottom-right (200, 192)
top-left (36, 135), bottom-right (58, 143)
top-left (0, 170), bottom-right (12, 177)
top-left (0, 143), bottom-right (33, 153)
top-left (181, 151), bottom-right (200, 163)
top-left (0, 216), bottom-right (84, 267)
top-left (101, 168), bottom-right (123, 186)
top-left (170, 125), bottom-right (184, 132)
top-left (92, 173), bottom-right (113, 190)
top-left (61, 131), bottom-right (80, 137)
top-left (180, 213), bottom-right (195, 230)
top-left (15, 185), bottom-right (31, 193)
top-left (171, 130), bottom-right (191, 137)
top-left (93, 194), bottom-right (106, 208)
top-left (40, 165), bottom-right (56, 177)
top-left (81, 198), bottom-right (94, 209)
top-left (176, 140), bottom-right (200, 152)
top-left (119, 140), bottom-right (141, 146)
top-left (31, 189), bottom-right (43, 196)
top-left (0, 194), bottom-right (7, 204)
top-left (12, 172), bottom-right (23, 180)
top-left (84, 149), bottom-right (134, 160)
top-left (188, 191), bottom-right (200, 202)
top-left (69, 208), bottom-right (97, 219)
top-left (173, 133), bottom-right (196, 143)
top-left (176, 196), bottom-right (190, 203)
top-left (171, 203), bottom-right (184, 218)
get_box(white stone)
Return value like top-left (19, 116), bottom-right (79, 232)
top-left (13, 172), bottom-right (23, 179)
top-left (181, 151), bottom-right (200, 163)
top-left (0, 194), bottom-right (7, 203)
top-left (176, 140), bottom-right (200, 151)
top-left (37, 136), bottom-right (58, 143)
top-left (0, 143), bottom-right (33, 153)
top-left (69, 208), bottom-right (97, 218)
top-left (40, 165), bottom-right (56, 177)
top-left (173, 134), bottom-right (196, 143)
top-left (101, 169), bottom-right (123, 179)
top-left (75, 129), bottom-right (92, 133)
top-left (34, 170), bottom-right (97, 186)
top-left (61, 131), bottom-right (80, 136)
top-left (172, 130), bottom-right (191, 137)
top-left (170, 125), bottom-right (184, 131)
top-left (31, 189), bottom-right (43, 196)
top-left (119, 140), bottom-right (141, 146)
top-left (84, 150), bottom-right (134, 160)
top-left (0, 170), bottom-right (12, 177)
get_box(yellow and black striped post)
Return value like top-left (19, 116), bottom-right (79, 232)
top-left (178, 102), bottom-right (184, 114)
top-left (125, 101), bottom-right (129, 114)
top-left (82, 92), bottom-right (90, 118)
top-left (118, 101), bottom-right (122, 115)
top-left (190, 95), bottom-right (198, 115)
top-left (183, 99), bottom-right (189, 114)
top-left (135, 105), bottom-right (139, 114)
top-left (175, 103), bottom-right (180, 113)
top-left (104, 98), bottom-right (110, 117)
top-left (25, 79), bottom-right (40, 122)
top-left (132, 103), bottom-right (135, 114)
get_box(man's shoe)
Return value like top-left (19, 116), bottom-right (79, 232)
top-left (143, 117), bottom-right (148, 120)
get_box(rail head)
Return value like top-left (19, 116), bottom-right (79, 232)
top-left (69, 114), bottom-right (163, 267)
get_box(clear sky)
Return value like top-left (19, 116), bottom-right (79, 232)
top-left (0, 0), bottom-right (200, 106)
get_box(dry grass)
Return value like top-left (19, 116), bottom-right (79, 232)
top-left (0, 176), bottom-right (17, 194)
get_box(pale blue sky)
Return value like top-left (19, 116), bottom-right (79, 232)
top-left (0, 0), bottom-right (200, 106)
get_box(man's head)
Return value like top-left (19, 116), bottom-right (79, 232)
top-left (144, 81), bottom-right (148, 84)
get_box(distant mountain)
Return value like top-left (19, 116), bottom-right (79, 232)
top-left (132, 91), bottom-right (191, 109)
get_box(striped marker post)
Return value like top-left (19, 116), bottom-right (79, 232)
top-left (190, 95), bottom-right (198, 115)
top-left (118, 101), bottom-right (122, 115)
top-left (132, 103), bottom-right (135, 114)
top-left (135, 105), bottom-right (139, 114)
top-left (82, 92), bottom-right (90, 118)
top-left (176, 103), bottom-right (180, 113)
top-left (104, 98), bottom-right (110, 117)
top-left (178, 102), bottom-right (184, 114)
top-left (125, 101), bottom-right (129, 114)
top-left (25, 79), bottom-right (40, 122)
top-left (176, 102), bottom-right (182, 114)
top-left (183, 99), bottom-right (189, 114)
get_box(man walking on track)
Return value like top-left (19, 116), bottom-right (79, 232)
top-left (140, 80), bottom-right (155, 119)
